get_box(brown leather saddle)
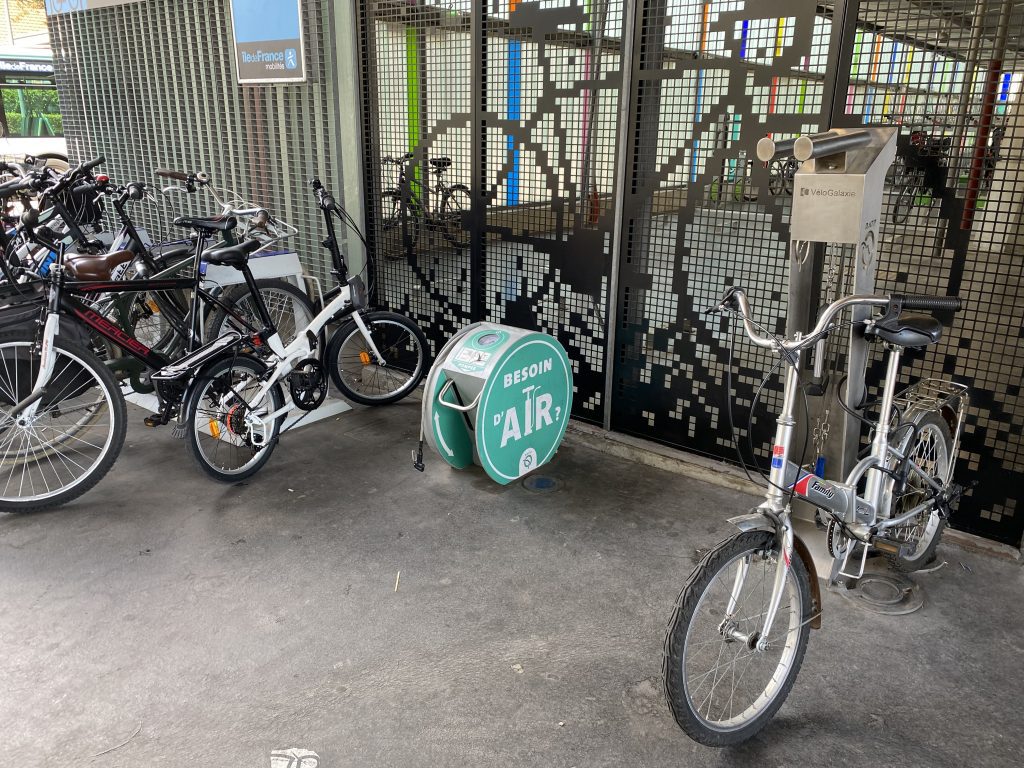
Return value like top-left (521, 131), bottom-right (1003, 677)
top-left (63, 249), bottom-right (135, 281)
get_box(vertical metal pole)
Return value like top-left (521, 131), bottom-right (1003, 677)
top-left (469, 0), bottom-right (486, 321)
top-left (356, 1), bottom-right (385, 304)
top-left (950, 0), bottom-right (989, 175)
top-left (601, 0), bottom-right (639, 431)
top-left (331, 0), bottom-right (369, 278)
top-left (824, 0), bottom-right (861, 128)
top-left (962, 0), bottom-right (1012, 230)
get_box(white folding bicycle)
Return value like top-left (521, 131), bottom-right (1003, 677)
top-left (150, 177), bottom-right (429, 481)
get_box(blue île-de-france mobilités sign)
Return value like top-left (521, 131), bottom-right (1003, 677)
top-left (230, 0), bottom-right (306, 84)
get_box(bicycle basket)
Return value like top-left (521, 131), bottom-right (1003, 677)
top-left (0, 281), bottom-right (45, 334)
top-left (60, 184), bottom-right (106, 228)
top-left (0, 280), bottom-right (90, 348)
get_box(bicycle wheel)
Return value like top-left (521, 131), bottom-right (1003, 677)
top-left (664, 530), bottom-right (812, 747)
top-left (0, 331), bottom-right (127, 512)
top-left (892, 184), bottom-right (917, 224)
top-left (768, 160), bottom-right (786, 196)
top-left (325, 310), bottom-right (428, 405)
top-left (439, 184), bottom-right (471, 248)
top-left (185, 354), bottom-right (284, 482)
top-left (378, 189), bottom-right (419, 260)
top-left (781, 160), bottom-right (796, 195)
top-left (206, 279), bottom-right (317, 347)
top-left (885, 411), bottom-right (952, 571)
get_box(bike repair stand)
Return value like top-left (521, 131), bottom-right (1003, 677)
top-left (759, 127), bottom-right (914, 608)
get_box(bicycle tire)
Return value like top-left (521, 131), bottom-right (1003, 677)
top-left (205, 279), bottom-right (317, 348)
top-left (185, 354), bottom-right (284, 482)
top-left (325, 310), bottom-right (428, 405)
top-left (440, 184), bottom-right (471, 248)
top-left (768, 160), bottom-right (785, 196)
top-left (884, 411), bottom-right (952, 571)
top-left (0, 331), bottom-right (127, 512)
top-left (379, 189), bottom-right (419, 260)
top-left (664, 530), bottom-right (812, 747)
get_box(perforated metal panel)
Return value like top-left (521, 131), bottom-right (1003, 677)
top-left (48, 0), bottom-right (347, 286)
top-left (362, 1), bottom-right (1024, 546)
top-left (834, 0), bottom-right (1024, 545)
top-left (359, 0), bottom-right (622, 424)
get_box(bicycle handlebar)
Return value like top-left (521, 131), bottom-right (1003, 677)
top-left (895, 294), bottom-right (962, 312)
top-left (718, 288), bottom-right (962, 352)
top-left (156, 169), bottom-right (210, 185)
top-left (0, 175), bottom-right (35, 198)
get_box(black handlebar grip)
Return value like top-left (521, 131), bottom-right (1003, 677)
top-left (83, 156), bottom-right (106, 171)
top-left (896, 294), bottom-right (963, 312)
top-left (127, 182), bottom-right (146, 201)
top-left (252, 209), bottom-right (270, 227)
top-left (71, 181), bottom-right (99, 196)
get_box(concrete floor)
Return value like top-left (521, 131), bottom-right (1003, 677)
top-left (1, 400), bottom-right (1021, 767)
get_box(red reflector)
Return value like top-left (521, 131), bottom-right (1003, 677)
top-left (251, 334), bottom-right (262, 347)
top-left (96, 174), bottom-right (109, 183)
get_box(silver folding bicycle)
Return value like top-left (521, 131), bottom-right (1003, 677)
top-left (664, 286), bottom-right (967, 746)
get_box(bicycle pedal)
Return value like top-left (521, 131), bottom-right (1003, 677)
top-left (143, 414), bottom-right (163, 428)
top-left (871, 535), bottom-right (912, 559)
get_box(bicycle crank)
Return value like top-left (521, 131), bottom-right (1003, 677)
top-left (288, 358), bottom-right (328, 411)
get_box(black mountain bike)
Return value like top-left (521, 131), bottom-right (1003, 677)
top-left (379, 152), bottom-right (471, 258)
top-left (0, 160), bottom-right (274, 510)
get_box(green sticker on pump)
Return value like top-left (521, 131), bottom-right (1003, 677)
top-left (429, 371), bottom-right (474, 469)
top-left (475, 335), bottom-right (573, 484)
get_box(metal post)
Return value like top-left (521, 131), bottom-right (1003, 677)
top-left (601, 0), bottom-right (641, 431)
top-left (950, 0), bottom-right (989, 177)
top-left (469, 0), bottom-right (486, 322)
top-left (825, 0), bottom-right (862, 128)
top-left (962, 0), bottom-right (1013, 230)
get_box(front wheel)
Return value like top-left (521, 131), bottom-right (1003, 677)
top-left (0, 332), bottom-right (127, 511)
top-left (439, 184), bottom-right (471, 248)
top-left (185, 354), bottom-right (284, 482)
top-left (378, 189), bottom-right (419, 260)
top-left (664, 530), bottom-right (812, 747)
top-left (326, 311), bottom-right (428, 405)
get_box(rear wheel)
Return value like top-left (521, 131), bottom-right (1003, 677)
top-left (206, 279), bottom-right (316, 347)
top-left (185, 354), bottom-right (284, 482)
top-left (326, 310), bottom-right (428, 405)
top-left (664, 531), bottom-right (811, 746)
top-left (0, 332), bottom-right (126, 511)
top-left (885, 411), bottom-right (952, 571)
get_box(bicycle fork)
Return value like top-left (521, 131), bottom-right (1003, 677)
top-left (11, 311), bottom-right (61, 420)
top-left (726, 347), bottom-right (803, 651)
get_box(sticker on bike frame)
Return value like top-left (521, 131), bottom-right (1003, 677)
top-left (771, 445), bottom-right (785, 469)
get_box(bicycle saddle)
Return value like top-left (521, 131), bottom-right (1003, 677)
top-left (866, 313), bottom-right (943, 348)
top-left (64, 249), bottom-right (134, 281)
top-left (203, 238), bottom-right (261, 268)
top-left (429, 156), bottom-right (452, 170)
top-left (172, 215), bottom-right (237, 233)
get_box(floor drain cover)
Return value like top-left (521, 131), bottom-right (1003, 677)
top-left (521, 475), bottom-right (561, 493)
top-left (834, 572), bottom-right (924, 615)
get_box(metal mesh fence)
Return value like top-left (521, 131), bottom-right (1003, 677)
top-left (47, 0), bottom-right (347, 287)
top-left (839, 0), bottom-right (1024, 543)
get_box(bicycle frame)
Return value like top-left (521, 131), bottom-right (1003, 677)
top-left (725, 291), bottom-right (962, 648)
top-left (12, 235), bottom-right (258, 418)
top-left (222, 280), bottom-right (382, 437)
